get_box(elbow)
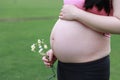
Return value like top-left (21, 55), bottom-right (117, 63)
top-left (111, 15), bottom-right (120, 34)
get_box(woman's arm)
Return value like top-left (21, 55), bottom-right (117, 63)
top-left (60, 0), bottom-right (120, 34)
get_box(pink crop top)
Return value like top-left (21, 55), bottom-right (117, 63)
top-left (64, 0), bottom-right (113, 16)
top-left (64, 0), bottom-right (113, 37)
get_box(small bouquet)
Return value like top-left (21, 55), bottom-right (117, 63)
top-left (31, 39), bottom-right (56, 80)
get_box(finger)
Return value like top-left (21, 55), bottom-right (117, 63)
top-left (44, 62), bottom-right (51, 67)
top-left (44, 62), bottom-right (50, 65)
top-left (47, 50), bottom-right (53, 61)
top-left (59, 12), bottom-right (63, 16)
top-left (42, 56), bottom-right (49, 62)
top-left (44, 61), bottom-right (53, 67)
top-left (59, 11), bottom-right (64, 17)
top-left (59, 15), bottom-right (64, 19)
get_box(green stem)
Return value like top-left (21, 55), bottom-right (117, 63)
top-left (47, 65), bottom-right (56, 80)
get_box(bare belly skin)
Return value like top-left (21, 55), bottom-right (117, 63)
top-left (50, 19), bottom-right (110, 63)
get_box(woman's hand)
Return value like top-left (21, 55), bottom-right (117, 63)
top-left (42, 49), bottom-right (57, 67)
top-left (59, 5), bottom-right (80, 20)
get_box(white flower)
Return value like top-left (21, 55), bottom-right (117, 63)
top-left (31, 38), bottom-right (48, 56)
top-left (31, 44), bottom-right (36, 52)
top-left (39, 45), bottom-right (42, 49)
top-left (39, 48), bottom-right (43, 53)
top-left (38, 39), bottom-right (41, 44)
top-left (30, 38), bottom-right (56, 80)
top-left (44, 44), bottom-right (48, 49)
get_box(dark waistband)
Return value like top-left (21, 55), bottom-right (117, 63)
top-left (58, 55), bottom-right (110, 67)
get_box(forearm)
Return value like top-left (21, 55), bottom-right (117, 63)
top-left (74, 9), bottom-right (120, 34)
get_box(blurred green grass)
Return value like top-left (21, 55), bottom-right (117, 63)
top-left (0, 0), bottom-right (62, 80)
top-left (0, 0), bottom-right (62, 18)
top-left (0, 20), bottom-right (58, 80)
top-left (0, 0), bottom-right (120, 80)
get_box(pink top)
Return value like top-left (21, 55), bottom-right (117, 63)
top-left (64, 0), bottom-right (85, 9)
top-left (64, 0), bottom-right (113, 16)
top-left (64, 0), bottom-right (113, 37)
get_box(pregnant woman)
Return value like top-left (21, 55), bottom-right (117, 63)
top-left (42, 0), bottom-right (120, 80)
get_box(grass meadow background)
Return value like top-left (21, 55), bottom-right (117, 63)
top-left (0, 0), bottom-right (120, 80)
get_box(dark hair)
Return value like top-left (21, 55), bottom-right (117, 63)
top-left (84, 0), bottom-right (112, 15)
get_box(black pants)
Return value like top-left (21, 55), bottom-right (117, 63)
top-left (57, 55), bottom-right (110, 80)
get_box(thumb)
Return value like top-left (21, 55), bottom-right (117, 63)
top-left (47, 49), bottom-right (53, 61)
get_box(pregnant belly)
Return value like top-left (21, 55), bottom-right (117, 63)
top-left (50, 19), bottom-right (110, 62)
